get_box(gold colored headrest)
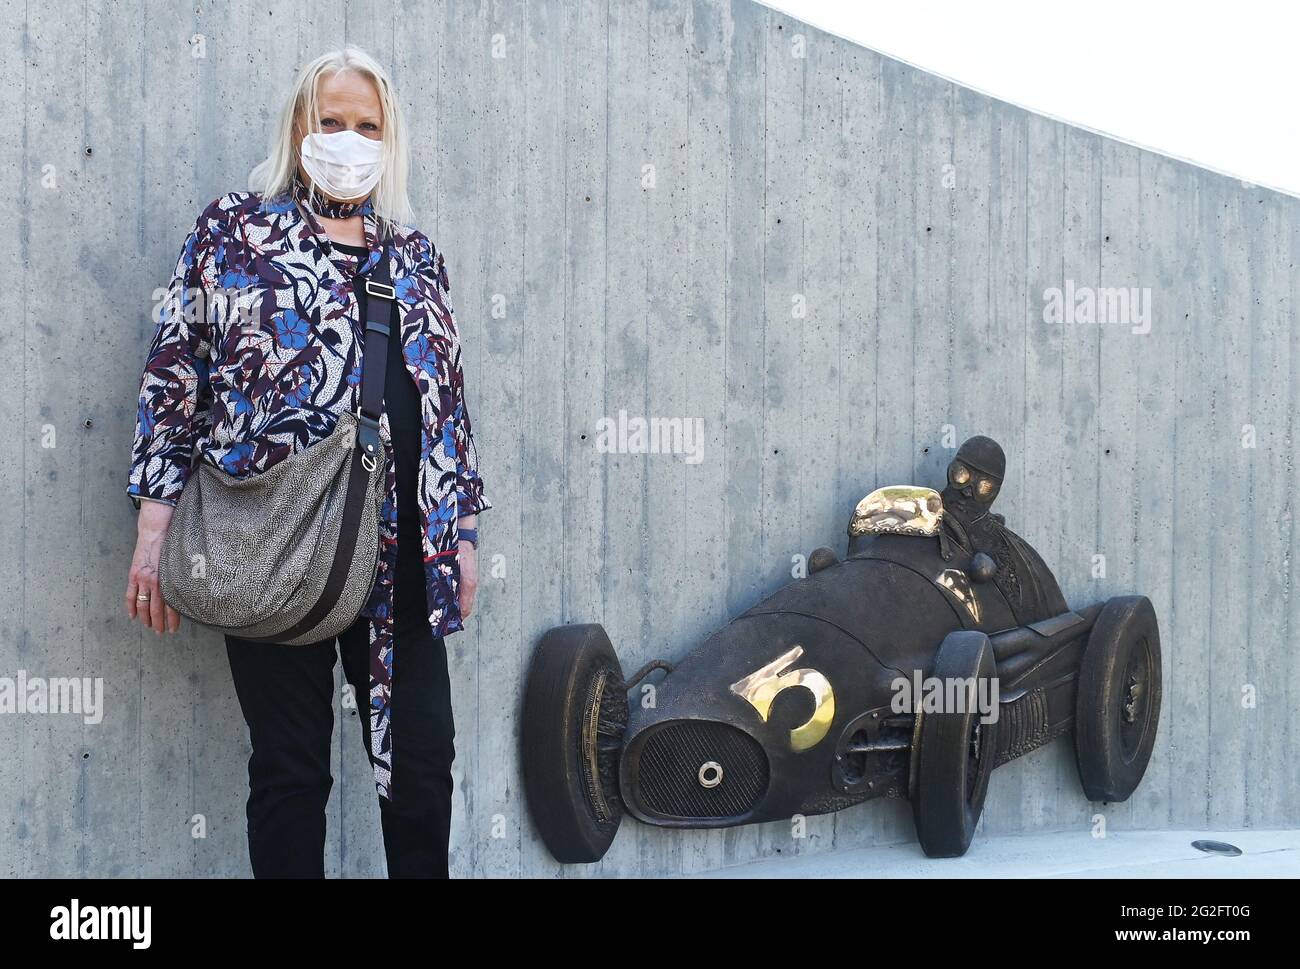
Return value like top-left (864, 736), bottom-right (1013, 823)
top-left (848, 486), bottom-right (944, 538)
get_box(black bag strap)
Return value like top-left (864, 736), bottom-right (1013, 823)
top-left (355, 246), bottom-right (395, 466)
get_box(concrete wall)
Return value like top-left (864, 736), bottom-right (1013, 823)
top-left (1, 0), bottom-right (1296, 878)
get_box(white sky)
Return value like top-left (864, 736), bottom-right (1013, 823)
top-left (761, 0), bottom-right (1300, 197)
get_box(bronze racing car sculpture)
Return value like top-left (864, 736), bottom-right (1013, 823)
top-left (522, 436), bottom-right (1162, 862)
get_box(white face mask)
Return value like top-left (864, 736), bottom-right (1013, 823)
top-left (299, 129), bottom-right (384, 202)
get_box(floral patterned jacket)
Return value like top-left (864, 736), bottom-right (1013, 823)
top-left (127, 187), bottom-right (490, 798)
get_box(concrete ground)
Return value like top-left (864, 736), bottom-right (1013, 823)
top-left (689, 829), bottom-right (1300, 878)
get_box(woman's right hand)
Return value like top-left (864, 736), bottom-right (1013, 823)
top-left (126, 501), bottom-right (182, 635)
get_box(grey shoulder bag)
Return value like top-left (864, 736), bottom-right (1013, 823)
top-left (159, 224), bottom-right (396, 645)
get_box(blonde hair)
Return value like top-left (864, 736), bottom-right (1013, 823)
top-left (249, 46), bottom-right (414, 227)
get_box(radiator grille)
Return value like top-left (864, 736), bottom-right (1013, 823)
top-left (635, 721), bottom-right (769, 821)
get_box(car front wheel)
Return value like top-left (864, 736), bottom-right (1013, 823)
top-left (911, 630), bottom-right (999, 858)
top-left (522, 623), bottom-right (628, 864)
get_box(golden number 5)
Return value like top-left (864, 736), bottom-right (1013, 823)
top-left (729, 645), bottom-right (835, 752)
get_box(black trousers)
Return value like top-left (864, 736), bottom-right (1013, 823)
top-left (224, 555), bottom-right (456, 879)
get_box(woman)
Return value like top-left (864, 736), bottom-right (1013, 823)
top-left (123, 47), bottom-right (488, 878)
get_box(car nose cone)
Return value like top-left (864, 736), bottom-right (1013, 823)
top-left (621, 718), bottom-right (771, 824)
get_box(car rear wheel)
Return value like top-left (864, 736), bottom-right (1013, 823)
top-left (1074, 596), bottom-right (1162, 802)
top-left (522, 623), bottom-right (628, 863)
top-left (912, 630), bottom-right (999, 858)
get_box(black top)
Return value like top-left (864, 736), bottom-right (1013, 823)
top-left (334, 241), bottom-right (427, 632)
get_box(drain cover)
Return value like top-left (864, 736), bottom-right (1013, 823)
top-left (1191, 840), bottom-right (1242, 857)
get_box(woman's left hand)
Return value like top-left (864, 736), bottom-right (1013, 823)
top-left (458, 541), bottom-right (479, 619)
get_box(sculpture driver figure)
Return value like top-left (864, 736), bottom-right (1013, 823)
top-left (940, 435), bottom-right (1065, 625)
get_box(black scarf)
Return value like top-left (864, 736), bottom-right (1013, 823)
top-left (292, 174), bottom-right (374, 220)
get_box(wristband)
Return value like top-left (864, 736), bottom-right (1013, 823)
top-left (458, 527), bottom-right (478, 548)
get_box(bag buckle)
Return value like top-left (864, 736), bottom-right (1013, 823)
top-left (354, 405), bottom-right (381, 428)
top-left (354, 407), bottom-right (382, 470)
top-left (365, 280), bottom-right (396, 300)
